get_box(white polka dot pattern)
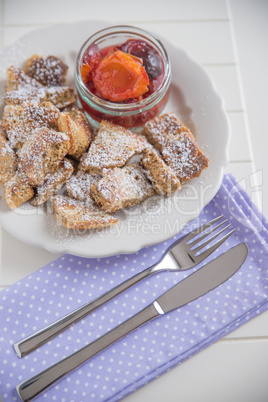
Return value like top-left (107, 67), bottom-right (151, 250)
top-left (0, 174), bottom-right (268, 401)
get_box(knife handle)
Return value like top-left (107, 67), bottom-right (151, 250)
top-left (14, 265), bottom-right (160, 358)
top-left (16, 303), bottom-right (160, 401)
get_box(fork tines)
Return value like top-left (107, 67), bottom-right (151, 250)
top-left (187, 215), bottom-right (234, 261)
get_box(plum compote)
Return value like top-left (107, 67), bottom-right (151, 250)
top-left (81, 39), bottom-right (164, 104)
top-left (75, 26), bottom-right (171, 128)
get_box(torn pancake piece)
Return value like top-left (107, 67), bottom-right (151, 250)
top-left (6, 66), bottom-right (43, 92)
top-left (2, 101), bottom-right (59, 150)
top-left (91, 162), bottom-right (155, 213)
top-left (24, 55), bottom-right (68, 87)
top-left (51, 194), bottom-right (118, 230)
top-left (161, 132), bottom-right (209, 183)
top-left (58, 105), bottom-right (91, 159)
top-left (17, 127), bottom-right (70, 187)
top-left (143, 112), bottom-right (191, 150)
top-left (4, 172), bottom-right (34, 209)
top-left (66, 170), bottom-right (101, 201)
top-left (79, 120), bottom-right (150, 173)
top-left (32, 159), bottom-right (74, 206)
top-left (141, 148), bottom-right (181, 196)
top-left (3, 85), bottom-right (76, 109)
top-left (143, 112), bottom-right (208, 183)
top-left (0, 133), bottom-right (18, 184)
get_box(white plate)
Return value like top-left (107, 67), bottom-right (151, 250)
top-left (0, 21), bottom-right (230, 257)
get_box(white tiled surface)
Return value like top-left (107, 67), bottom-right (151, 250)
top-left (0, 0), bottom-right (267, 401)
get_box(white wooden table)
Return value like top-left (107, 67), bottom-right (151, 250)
top-left (0, 1), bottom-right (267, 401)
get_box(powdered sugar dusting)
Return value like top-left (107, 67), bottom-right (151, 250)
top-left (24, 55), bottom-right (68, 87)
top-left (141, 148), bottom-right (181, 196)
top-left (17, 127), bottom-right (70, 186)
top-left (143, 112), bottom-right (208, 183)
top-left (91, 163), bottom-right (155, 213)
top-left (6, 66), bottom-right (43, 92)
top-left (50, 194), bottom-right (118, 230)
top-left (2, 101), bottom-right (59, 149)
top-left (144, 112), bottom-right (184, 148)
top-left (66, 171), bottom-right (101, 201)
top-left (162, 133), bottom-right (197, 178)
top-left (33, 158), bottom-right (74, 206)
top-left (80, 120), bottom-right (149, 173)
top-left (3, 85), bottom-right (76, 108)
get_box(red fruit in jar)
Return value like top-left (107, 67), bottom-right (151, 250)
top-left (82, 44), bottom-right (103, 83)
top-left (121, 39), bottom-right (163, 80)
top-left (92, 50), bottom-right (149, 102)
top-left (83, 43), bottom-right (101, 64)
top-left (81, 63), bottom-right (93, 83)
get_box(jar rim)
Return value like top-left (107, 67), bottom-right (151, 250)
top-left (75, 25), bottom-right (171, 112)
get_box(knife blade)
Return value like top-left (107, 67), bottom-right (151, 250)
top-left (155, 242), bottom-right (248, 314)
top-left (17, 243), bottom-right (248, 401)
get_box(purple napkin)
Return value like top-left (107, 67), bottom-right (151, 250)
top-left (0, 173), bottom-right (267, 401)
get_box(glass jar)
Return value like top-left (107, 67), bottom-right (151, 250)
top-left (75, 25), bottom-right (171, 129)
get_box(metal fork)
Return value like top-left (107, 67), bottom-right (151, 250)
top-left (14, 215), bottom-right (234, 358)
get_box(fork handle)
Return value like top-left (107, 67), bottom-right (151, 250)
top-left (16, 303), bottom-right (160, 401)
top-left (14, 265), bottom-right (157, 358)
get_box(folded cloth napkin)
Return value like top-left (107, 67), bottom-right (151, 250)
top-left (0, 173), bottom-right (267, 401)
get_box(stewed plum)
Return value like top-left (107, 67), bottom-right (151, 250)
top-left (120, 39), bottom-right (163, 80)
top-left (81, 43), bottom-right (102, 84)
top-left (81, 38), bottom-right (164, 103)
top-left (76, 26), bottom-right (171, 128)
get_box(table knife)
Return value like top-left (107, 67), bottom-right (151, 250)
top-left (17, 243), bottom-right (248, 401)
